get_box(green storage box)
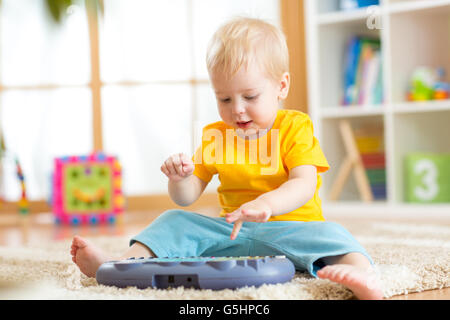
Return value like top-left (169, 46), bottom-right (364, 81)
top-left (405, 153), bottom-right (450, 203)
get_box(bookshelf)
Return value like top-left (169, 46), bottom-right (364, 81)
top-left (304, 0), bottom-right (450, 216)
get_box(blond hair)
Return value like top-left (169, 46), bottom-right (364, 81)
top-left (206, 17), bottom-right (289, 81)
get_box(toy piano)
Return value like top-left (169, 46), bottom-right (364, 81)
top-left (96, 255), bottom-right (295, 290)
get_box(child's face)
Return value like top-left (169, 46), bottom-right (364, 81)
top-left (211, 60), bottom-right (289, 136)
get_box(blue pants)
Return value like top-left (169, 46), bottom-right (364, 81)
top-left (130, 210), bottom-right (373, 277)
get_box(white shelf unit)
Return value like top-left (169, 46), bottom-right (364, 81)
top-left (305, 0), bottom-right (450, 215)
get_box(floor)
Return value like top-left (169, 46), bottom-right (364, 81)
top-left (0, 209), bottom-right (449, 300)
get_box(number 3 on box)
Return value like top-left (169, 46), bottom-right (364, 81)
top-left (413, 159), bottom-right (439, 201)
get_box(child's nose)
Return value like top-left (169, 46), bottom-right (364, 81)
top-left (231, 100), bottom-right (246, 115)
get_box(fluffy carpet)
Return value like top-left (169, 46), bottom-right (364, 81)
top-left (0, 218), bottom-right (449, 300)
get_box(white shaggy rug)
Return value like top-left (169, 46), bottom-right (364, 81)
top-left (0, 218), bottom-right (449, 300)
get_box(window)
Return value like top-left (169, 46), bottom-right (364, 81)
top-left (0, 0), bottom-right (92, 201)
top-left (0, 0), bottom-right (280, 202)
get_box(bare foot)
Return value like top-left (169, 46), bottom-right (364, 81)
top-left (70, 235), bottom-right (113, 278)
top-left (317, 264), bottom-right (383, 300)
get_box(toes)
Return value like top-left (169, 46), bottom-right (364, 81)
top-left (318, 265), bottom-right (354, 283)
top-left (335, 265), bottom-right (352, 280)
top-left (329, 265), bottom-right (344, 279)
top-left (339, 270), bottom-right (354, 284)
top-left (317, 265), bottom-right (383, 300)
top-left (73, 235), bottom-right (88, 249)
top-left (317, 266), bottom-right (331, 278)
top-left (333, 269), bottom-right (345, 282)
top-left (317, 265), bottom-right (337, 279)
top-left (319, 265), bottom-right (341, 281)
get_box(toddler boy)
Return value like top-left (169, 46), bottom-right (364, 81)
top-left (71, 17), bottom-right (382, 300)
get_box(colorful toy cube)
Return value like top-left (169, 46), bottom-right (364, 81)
top-left (405, 153), bottom-right (450, 203)
top-left (52, 152), bottom-right (125, 224)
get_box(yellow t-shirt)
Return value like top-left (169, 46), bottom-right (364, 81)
top-left (192, 109), bottom-right (330, 222)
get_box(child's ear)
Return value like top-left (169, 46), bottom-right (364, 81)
top-left (278, 72), bottom-right (290, 100)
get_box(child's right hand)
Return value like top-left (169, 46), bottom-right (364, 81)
top-left (161, 153), bottom-right (195, 182)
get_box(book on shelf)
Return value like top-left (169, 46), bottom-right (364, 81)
top-left (339, 0), bottom-right (380, 11)
top-left (342, 36), bottom-right (383, 107)
top-left (354, 127), bottom-right (386, 200)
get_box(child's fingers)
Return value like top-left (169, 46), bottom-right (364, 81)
top-left (165, 154), bottom-right (183, 177)
top-left (160, 163), bottom-right (170, 177)
top-left (182, 161), bottom-right (194, 174)
top-left (161, 153), bottom-right (195, 181)
top-left (180, 154), bottom-right (194, 174)
top-left (180, 153), bottom-right (192, 164)
top-left (171, 154), bottom-right (185, 176)
top-left (226, 209), bottom-right (241, 223)
top-left (163, 159), bottom-right (176, 176)
top-left (230, 220), bottom-right (243, 240)
top-left (241, 209), bottom-right (269, 222)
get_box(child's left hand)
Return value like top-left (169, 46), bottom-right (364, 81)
top-left (225, 198), bottom-right (272, 240)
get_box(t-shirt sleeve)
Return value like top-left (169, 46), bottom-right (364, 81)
top-left (191, 145), bottom-right (214, 183)
top-left (282, 115), bottom-right (330, 173)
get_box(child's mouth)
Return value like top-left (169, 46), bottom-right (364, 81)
top-left (236, 120), bottom-right (253, 129)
